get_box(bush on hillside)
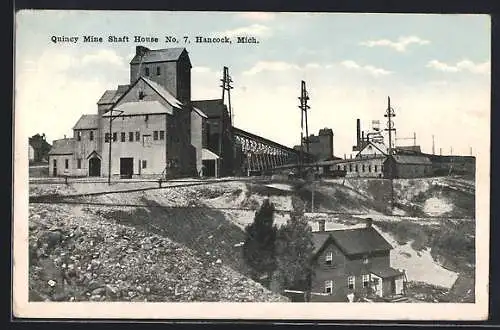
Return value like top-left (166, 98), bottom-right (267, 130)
top-left (243, 199), bottom-right (278, 282)
top-left (275, 196), bottom-right (315, 292)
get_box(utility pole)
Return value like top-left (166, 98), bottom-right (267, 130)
top-left (298, 80), bottom-right (310, 176)
top-left (440, 148), bottom-right (442, 156)
top-left (470, 147), bottom-right (473, 156)
top-left (432, 135), bottom-right (435, 155)
top-left (219, 66), bottom-right (234, 177)
top-left (311, 182), bottom-right (315, 212)
top-left (107, 108), bottom-right (123, 185)
top-left (384, 96), bottom-right (396, 213)
top-left (450, 146), bottom-right (453, 155)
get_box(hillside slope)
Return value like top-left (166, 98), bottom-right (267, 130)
top-left (29, 203), bottom-right (288, 302)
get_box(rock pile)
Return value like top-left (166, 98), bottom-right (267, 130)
top-left (29, 203), bottom-right (288, 302)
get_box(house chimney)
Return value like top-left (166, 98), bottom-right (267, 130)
top-left (136, 45), bottom-right (150, 57)
top-left (318, 219), bottom-right (326, 232)
top-left (365, 217), bottom-right (373, 228)
top-left (356, 119), bottom-right (361, 150)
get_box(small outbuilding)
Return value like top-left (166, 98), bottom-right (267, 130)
top-left (383, 154), bottom-right (432, 179)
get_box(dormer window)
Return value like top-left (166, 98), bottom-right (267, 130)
top-left (325, 251), bottom-right (333, 265)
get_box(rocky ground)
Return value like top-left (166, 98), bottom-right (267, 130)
top-left (29, 203), bottom-right (288, 302)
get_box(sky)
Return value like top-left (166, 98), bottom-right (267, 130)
top-left (15, 11), bottom-right (491, 157)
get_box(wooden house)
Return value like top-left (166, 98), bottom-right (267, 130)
top-left (310, 219), bottom-right (407, 302)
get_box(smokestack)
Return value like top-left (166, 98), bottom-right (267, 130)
top-left (365, 218), bottom-right (373, 228)
top-left (361, 131), bottom-right (365, 145)
top-left (318, 219), bottom-right (326, 232)
top-left (356, 119), bottom-right (361, 150)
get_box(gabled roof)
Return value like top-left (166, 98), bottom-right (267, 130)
top-left (202, 148), bottom-right (220, 160)
top-left (130, 47), bottom-right (187, 64)
top-left (193, 107), bottom-right (208, 119)
top-left (357, 140), bottom-right (388, 157)
top-left (390, 155), bottom-right (432, 165)
top-left (104, 100), bottom-right (173, 116)
top-left (370, 266), bottom-right (404, 279)
top-left (97, 85), bottom-right (130, 105)
top-left (192, 99), bottom-right (227, 118)
top-left (312, 226), bottom-right (393, 257)
top-left (142, 77), bottom-right (183, 109)
top-left (73, 114), bottom-right (99, 130)
top-left (48, 138), bottom-right (75, 155)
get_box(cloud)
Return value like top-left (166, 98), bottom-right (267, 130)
top-left (221, 24), bottom-right (272, 38)
top-left (242, 61), bottom-right (300, 75)
top-left (81, 49), bottom-right (125, 67)
top-left (192, 66), bottom-right (212, 73)
top-left (237, 12), bottom-right (276, 21)
top-left (242, 61), bottom-right (323, 75)
top-left (360, 36), bottom-right (430, 52)
top-left (426, 59), bottom-right (490, 74)
top-left (340, 60), bottom-right (392, 77)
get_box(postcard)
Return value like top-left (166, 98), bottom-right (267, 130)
top-left (14, 10), bottom-right (490, 320)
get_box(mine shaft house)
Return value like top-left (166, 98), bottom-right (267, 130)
top-left (48, 46), bottom-right (234, 179)
top-left (310, 219), bottom-right (407, 302)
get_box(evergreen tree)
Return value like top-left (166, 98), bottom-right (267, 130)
top-left (276, 196), bottom-right (315, 292)
top-left (243, 198), bottom-right (278, 282)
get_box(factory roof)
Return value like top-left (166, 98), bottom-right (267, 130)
top-left (142, 77), bottom-right (184, 109)
top-left (192, 99), bottom-right (227, 118)
top-left (48, 138), bottom-right (75, 155)
top-left (73, 114), bottom-right (99, 130)
top-left (130, 47), bottom-right (187, 64)
top-left (193, 107), bottom-right (208, 118)
top-left (390, 155), bottom-right (432, 165)
top-left (105, 100), bottom-right (174, 116)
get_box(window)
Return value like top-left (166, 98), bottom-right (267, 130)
top-left (343, 165), bottom-right (346, 171)
top-left (76, 131), bottom-right (81, 141)
top-left (153, 131), bottom-right (159, 140)
top-left (160, 130), bottom-right (165, 140)
top-left (112, 132), bottom-right (117, 142)
top-left (156, 66), bottom-right (161, 75)
top-left (363, 256), bottom-right (369, 264)
top-left (337, 165), bottom-right (341, 171)
top-left (105, 133), bottom-right (110, 143)
top-left (138, 91), bottom-right (145, 100)
top-left (348, 276), bottom-right (355, 290)
top-left (121, 132), bottom-right (126, 142)
top-left (325, 251), bottom-right (333, 265)
top-left (362, 164), bottom-right (365, 172)
top-left (368, 165), bottom-right (371, 172)
top-left (381, 165), bottom-right (384, 172)
top-left (65, 159), bottom-right (69, 169)
top-left (145, 67), bottom-right (149, 76)
top-left (135, 131), bottom-right (140, 141)
top-left (142, 160), bottom-right (147, 169)
top-left (374, 165), bottom-right (378, 172)
top-left (324, 280), bottom-right (333, 294)
top-left (77, 158), bottom-right (82, 169)
top-left (129, 132), bottom-right (134, 142)
top-left (355, 164), bottom-right (358, 172)
top-left (90, 131), bottom-right (94, 141)
top-left (362, 274), bottom-right (370, 288)
top-left (349, 164), bottom-right (352, 172)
